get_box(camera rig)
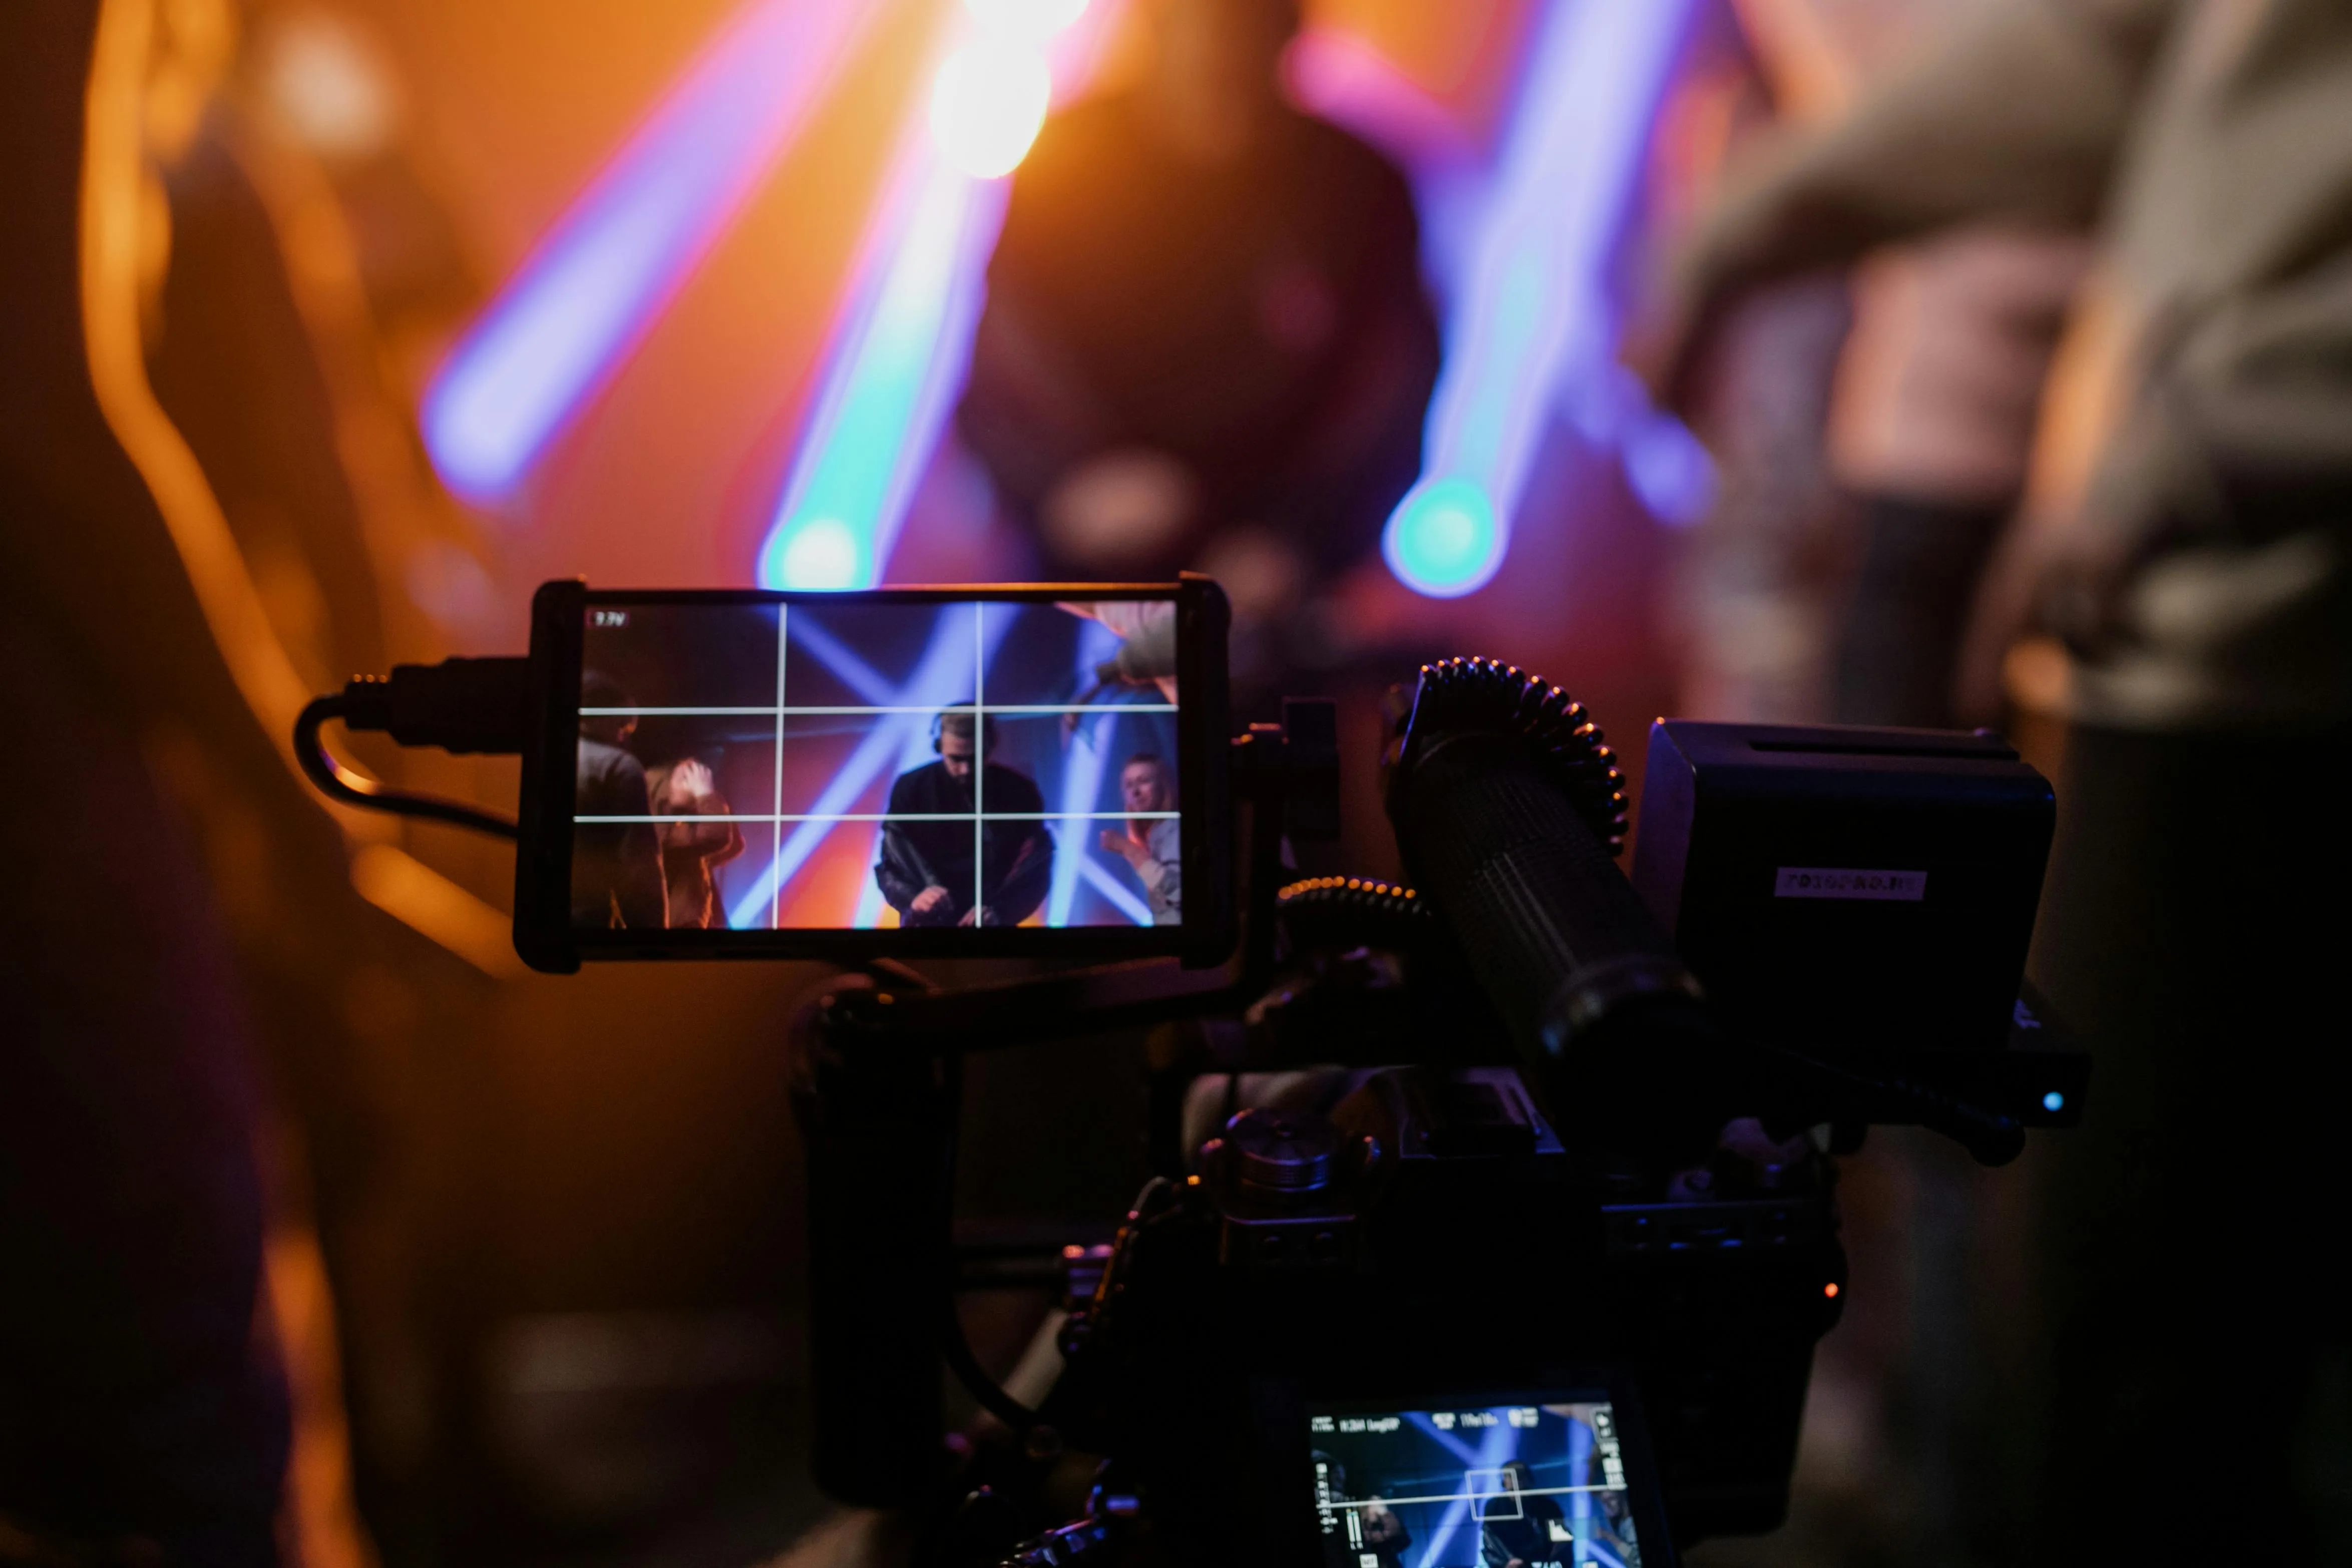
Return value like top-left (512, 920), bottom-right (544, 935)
top-left (294, 628), bottom-right (2083, 1568)
top-left (788, 660), bottom-right (2081, 1568)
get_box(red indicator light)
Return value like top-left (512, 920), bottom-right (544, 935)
top-left (1824, 1283), bottom-right (1840, 1299)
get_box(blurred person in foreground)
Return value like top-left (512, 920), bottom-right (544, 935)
top-left (1665, 0), bottom-right (2090, 732)
top-left (1640, 1), bottom-right (2352, 1559)
top-left (1729, 0), bottom-right (2091, 728)
top-left (1818, 228), bottom-right (2087, 725)
top-left (958, 0), bottom-right (1439, 679)
top-left (4, 0), bottom-right (294, 1553)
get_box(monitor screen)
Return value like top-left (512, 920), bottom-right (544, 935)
top-left (571, 592), bottom-right (1184, 934)
top-left (1308, 1399), bottom-right (1643, 1568)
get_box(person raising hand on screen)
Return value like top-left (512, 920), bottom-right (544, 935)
top-left (1099, 752), bottom-right (1181, 925)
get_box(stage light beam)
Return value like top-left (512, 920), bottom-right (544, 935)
top-left (757, 156), bottom-right (998, 590)
top-left (421, 0), bottom-right (875, 504)
top-left (966, 0), bottom-right (1088, 42)
top-left (1382, 0), bottom-right (1703, 598)
top-left (1079, 857), bottom-right (1154, 926)
top-left (930, 37), bottom-right (1053, 178)
top-left (756, 0), bottom-right (1113, 592)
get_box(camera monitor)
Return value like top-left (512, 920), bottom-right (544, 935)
top-left (1309, 1396), bottom-right (1652, 1568)
top-left (515, 580), bottom-right (1230, 971)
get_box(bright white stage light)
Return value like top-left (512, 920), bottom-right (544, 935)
top-left (771, 515), bottom-right (863, 590)
top-left (965, 0), bottom-right (1088, 44)
top-left (929, 38), bottom-right (1053, 179)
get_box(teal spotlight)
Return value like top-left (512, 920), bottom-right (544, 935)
top-left (1383, 478), bottom-right (1500, 598)
top-left (763, 515), bottom-right (865, 590)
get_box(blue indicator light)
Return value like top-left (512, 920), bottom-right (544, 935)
top-left (2042, 1090), bottom-right (2065, 1112)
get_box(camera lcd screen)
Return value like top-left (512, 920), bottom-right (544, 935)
top-left (567, 591), bottom-right (1194, 940)
top-left (1308, 1399), bottom-right (1644, 1568)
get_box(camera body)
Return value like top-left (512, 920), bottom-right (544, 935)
top-left (794, 687), bottom-right (2071, 1568)
top-left (1027, 1063), bottom-right (1840, 1565)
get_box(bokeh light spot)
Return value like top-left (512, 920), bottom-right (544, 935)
top-left (929, 39), bottom-right (1051, 179)
top-left (769, 516), bottom-right (864, 589)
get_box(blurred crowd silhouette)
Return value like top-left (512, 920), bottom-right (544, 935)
top-left (5, 0), bottom-right (2349, 1564)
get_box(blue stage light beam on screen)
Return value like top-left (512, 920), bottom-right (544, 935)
top-left (1565, 1415), bottom-right (1599, 1568)
top-left (1046, 709), bottom-right (1117, 927)
top-left (421, 0), bottom-right (875, 503)
top-left (1383, 0), bottom-right (1702, 598)
top-left (1409, 1410), bottom-right (1518, 1568)
top-left (1045, 618), bottom-right (1124, 926)
top-left (725, 604), bottom-right (1009, 928)
top-left (1078, 858), bottom-right (1153, 926)
top-left (783, 613), bottom-right (896, 704)
top-left (842, 603), bottom-right (1008, 930)
top-left (845, 599), bottom-right (1020, 927)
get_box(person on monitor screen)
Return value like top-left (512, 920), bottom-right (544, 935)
top-left (1313, 1455), bottom-right (1412, 1568)
top-left (1356, 1496), bottom-right (1411, 1568)
top-left (646, 756), bottom-right (744, 930)
top-left (1478, 1460), bottom-right (1573, 1568)
top-left (1099, 752), bottom-right (1181, 924)
top-left (573, 671), bottom-right (667, 929)
top-left (876, 708), bottom-right (1053, 927)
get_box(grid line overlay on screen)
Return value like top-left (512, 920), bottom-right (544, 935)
top-left (584, 601), bottom-right (1180, 930)
top-left (770, 602), bottom-right (788, 929)
top-left (974, 604), bottom-right (985, 920)
top-left (576, 812), bottom-right (1177, 823)
top-left (580, 704), bottom-right (1177, 716)
top-left (1319, 1484), bottom-right (1613, 1510)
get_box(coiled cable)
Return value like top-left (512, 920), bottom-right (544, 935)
top-left (296, 694), bottom-right (521, 839)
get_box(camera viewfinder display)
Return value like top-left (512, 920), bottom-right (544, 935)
top-left (571, 594), bottom-right (1183, 933)
top-left (1309, 1400), bottom-right (1643, 1568)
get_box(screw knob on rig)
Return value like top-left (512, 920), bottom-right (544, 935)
top-left (1224, 1108), bottom-right (1341, 1193)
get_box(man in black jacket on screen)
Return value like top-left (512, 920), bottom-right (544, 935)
top-left (876, 708), bottom-right (1054, 927)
